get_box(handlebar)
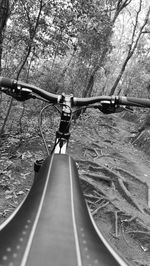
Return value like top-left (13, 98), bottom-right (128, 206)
top-left (73, 95), bottom-right (150, 108)
top-left (0, 77), bottom-right (59, 103)
top-left (1, 76), bottom-right (150, 109)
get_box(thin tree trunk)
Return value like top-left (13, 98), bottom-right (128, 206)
top-left (82, 1), bottom-right (133, 98)
top-left (0, 0), bottom-right (9, 135)
top-left (18, 49), bottom-right (35, 133)
top-left (18, 102), bottom-right (25, 133)
top-left (0, 0), bottom-right (43, 135)
top-left (82, 75), bottom-right (94, 98)
top-left (0, 97), bottom-right (13, 136)
top-left (112, 0), bottom-right (133, 24)
top-left (83, 45), bottom-right (110, 97)
top-left (109, 4), bottom-right (150, 96)
top-left (0, 35), bottom-right (2, 74)
top-left (0, 0), bottom-right (9, 73)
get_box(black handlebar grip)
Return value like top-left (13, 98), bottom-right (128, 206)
top-left (0, 77), bottom-right (17, 89)
top-left (117, 96), bottom-right (150, 108)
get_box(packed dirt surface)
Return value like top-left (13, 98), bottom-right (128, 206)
top-left (0, 109), bottom-right (150, 266)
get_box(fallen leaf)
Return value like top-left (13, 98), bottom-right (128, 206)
top-left (141, 245), bottom-right (148, 252)
top-left (22, 151), bottom-right (32, 159)
top-left (5, 195), bottom-right (13, 199)
top-left (21, 172), bottom-right (30, 179)
top-left (17, 191), bottom-right (24, 195)
top-left (5, 190), bottom-right (13, 195)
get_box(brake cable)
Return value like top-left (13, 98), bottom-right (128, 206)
top-left (39, 103), bottom-right (73, 155)
top-left (38, 104), bottom-right (54, 155)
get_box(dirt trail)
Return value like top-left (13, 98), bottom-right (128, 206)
top-left (0, 110), bottom-right (150, 265)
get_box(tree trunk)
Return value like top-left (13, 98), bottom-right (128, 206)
top-left (0, 0), bottom-right (43, 135)
top-left (82, 75), bottom-right (94, 98)
top-left (0, 0), bottom-right (9, 73)
top-left (109, 55), bottom-right (131, 96)
top-left (82, 0), bottom-right (133, 98)
top-left (0, 97), bottom-right (13, 136)
top-left (83, 44), bottom-right (110, 98)
top-left (109, 5), bottom-right (150, 96)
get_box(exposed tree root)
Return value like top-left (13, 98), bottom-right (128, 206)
top-left (98, 123), bottom-right (119, 132)
top-left (77, 159), bottom-right (126, 181)
top-left (121, 216), bottom-right (137, 223)
top-left (136, 217), bottom-right (150, 231)
top-left (84, 193), bottom-right (100, 200)
top-left (83, 147), bottom-right (102, 159)
top-left (114, 210), bottom-right (120, 238)
top-left (80, 176), bottom-right (106, 197)
top-left (84, 147), bottom-right (99, 156)
top-left (84, 173), bottom-right (111, 183)
top-left (120, 222), bottom-right (133, 248)
top-left (84, 147), bottom-right (114, 160)
top-left (117, 179), bottom-right (144, 213)
top-left (127, 230), bottom-right (150, 237)
top-left (114, 167), bottom-right (147, 186)
top-left (121, 215), bottom-right (150, 236)
top-left (76, 159), bottom-right (102, 168)
top-left (91, 142), bottom-right (105, 150)
top-left (78, 160), bottom-right (144, 213)
top-left (81, 176), bottom-right (117, 204)
top-left (78, 159), bottom-right (144, 213)
top-left (131, 131), bottom-right (144, 145)
top-left (92, 201), bottom-right (109, 216)
top-left (93, 148), bottom-right (100, 158)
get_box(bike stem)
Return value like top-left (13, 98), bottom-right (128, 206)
top-left (54, 94), bottom-right (73, 154)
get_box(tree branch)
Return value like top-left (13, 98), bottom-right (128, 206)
top-left (113, 0), bottom-right (133, 24)
top-left (129, 0), bottom-right (142, 53)
top-left (16, 0), bottom-right (43, 79)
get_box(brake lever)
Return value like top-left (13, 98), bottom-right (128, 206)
top-left (95, 101), bottom-right (116, 114)
top-left (0, 87), bottom-right (33, 101)
top-left (94, 101), bottom-right (133, 114)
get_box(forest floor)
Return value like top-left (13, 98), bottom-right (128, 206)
top-left (0, 109), bottom-right (150, 266)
